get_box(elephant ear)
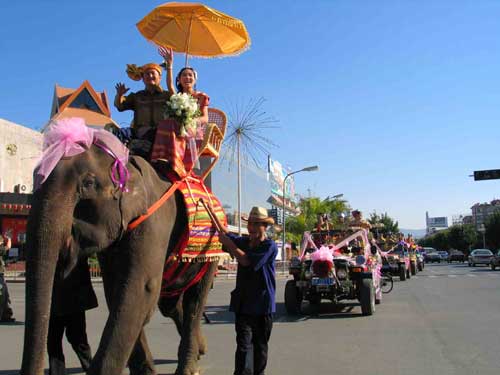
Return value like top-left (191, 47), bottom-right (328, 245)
top-left (118, 156), bottom-right (150, 232)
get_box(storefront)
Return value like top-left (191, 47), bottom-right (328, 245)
top-left (0, 193), bottom-right (32, 258)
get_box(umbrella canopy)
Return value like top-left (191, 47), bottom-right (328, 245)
top-left (137, 2), bottom-right (251, 59)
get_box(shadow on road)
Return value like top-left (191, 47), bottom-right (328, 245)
top-left (0, 320), bottom-right (24, 326)
top-left (201, 304), bottom-right (233, 325)
top-left (274, 302), bottom-right (364, 322)
top-left (0, 359), bottom-right (180, 375)
top-left (469, 267), bottom-right (499, 273)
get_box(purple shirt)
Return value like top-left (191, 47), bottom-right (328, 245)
top-left (227, 233), bottom-right (278, 315)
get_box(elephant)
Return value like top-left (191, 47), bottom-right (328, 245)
top-left (20, 144), bottom-right (217, 375)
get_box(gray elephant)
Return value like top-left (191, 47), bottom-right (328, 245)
top-left (20, 145), bottom-right (217, 375)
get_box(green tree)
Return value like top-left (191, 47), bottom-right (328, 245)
top-left (285, 197), bottom-right (350, 243)
top-left (368, 212), bottom-right (399, 235)
top-left (448, 225), bottom-right (477, 252)
top-left (485, 212), bottom-right (500, 250)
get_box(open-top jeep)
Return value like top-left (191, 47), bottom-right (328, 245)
top-left (285, 228), bottom-right (382, 316)
top-left (382, 243), bottom-right (411, 281)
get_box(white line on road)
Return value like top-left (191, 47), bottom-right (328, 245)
top-left (467, 274), bottom-right (477, 277)
top-left (448, 275), bottom-right (457, 278)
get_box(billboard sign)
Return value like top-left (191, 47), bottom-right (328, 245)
top-left (268, 157), bottom-right (295, 199)
top-left (427, 216), bottom-right (448, 228)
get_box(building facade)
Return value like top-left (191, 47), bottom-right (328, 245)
top-left (471, 200), bottom-right (500, 229)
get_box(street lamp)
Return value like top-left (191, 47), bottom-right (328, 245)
top-left (479, 223), bottom-right (486, 248)
top-left (282, 165), bottom-right (319, 271)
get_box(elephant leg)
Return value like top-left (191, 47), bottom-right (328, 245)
top-left (98, 253), bottom-right (157, 375)
top-left (158, 294), bottom-right (184, 336)
top-left (128, 330), bottom-right (157, 375)
top-left (176, 263), bottom-right (217, 375)
top-left (89, 250), bottom-right (165, 375)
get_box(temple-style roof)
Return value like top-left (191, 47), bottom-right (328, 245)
top-left (50, 80), bottom-right (118, 129)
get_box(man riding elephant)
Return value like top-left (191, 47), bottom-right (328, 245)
top-left (114, 63), bottom-right (171, 159)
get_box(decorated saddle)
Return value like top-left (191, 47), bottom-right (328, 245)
top-left (160, 172), bottom-right (229, 298)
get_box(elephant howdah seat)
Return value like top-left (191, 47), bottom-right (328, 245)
top-left (150, 107), bottom-right (227, 180)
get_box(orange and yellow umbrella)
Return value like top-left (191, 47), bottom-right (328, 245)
top-left (137, 2), bottom-right (251, 63)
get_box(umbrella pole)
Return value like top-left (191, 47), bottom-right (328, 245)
top-left (184, 12), bottom-right (194, 67)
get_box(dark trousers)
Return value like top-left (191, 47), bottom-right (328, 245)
top-left (0, 274), bottom-right (14, 321)
top-left (47, 311), bottom-right (92, 375)
top-left (234, 314), bottom-right (273, 375)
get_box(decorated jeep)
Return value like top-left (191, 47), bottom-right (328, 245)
top-left (382, 243), bottom-right (411, 281)
top-left (408, 246), bottom-right (419, 275)
top-left (285, 228), bottom-right (382, 316)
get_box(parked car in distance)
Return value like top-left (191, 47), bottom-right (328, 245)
top-left (437, 251), bottom-right (449, 261)
top-left (490, 251), bottom-right (500, 270)
top-left (425, 252), bottom-right (441, 263)
top-left (448, 250), bottom-right (465, 263)
top-left (468, 249), bottom-right (494, 267)
top-left (422, 247), bottom-right (436, 257)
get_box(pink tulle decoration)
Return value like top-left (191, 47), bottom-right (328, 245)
top-left (311, 246), bottom-right (334, 264)
top-left (34, 117), bottom-right (129, 190)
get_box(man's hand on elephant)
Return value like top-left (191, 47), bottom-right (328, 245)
top-left (115, 82), bottom-right (130, 97)
top-left (218, 233), bottom-right (236, 252)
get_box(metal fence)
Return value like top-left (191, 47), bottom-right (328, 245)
top-left (4, 259), bottom-right (290, 282)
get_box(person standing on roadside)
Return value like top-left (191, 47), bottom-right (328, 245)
top-left (0, 235), bottom-right (15, 322)
top-left (206, 205), bottom-right (277, 375)
top-left (47, 256), bottom-right (98, 375)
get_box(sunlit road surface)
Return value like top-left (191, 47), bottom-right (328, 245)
top-left (2, 263), bottom-right (500, 375)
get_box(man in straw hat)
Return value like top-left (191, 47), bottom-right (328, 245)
top-left (206, 205), bottom-right (277, 375)
top-left (114, 63), bottom-right (171, 158)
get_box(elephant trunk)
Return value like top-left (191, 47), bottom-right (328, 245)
top-left (20, 189), bottom-right (75, 375)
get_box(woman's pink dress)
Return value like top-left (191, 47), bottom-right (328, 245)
top-left (151, 92), bottom-right (209, 178)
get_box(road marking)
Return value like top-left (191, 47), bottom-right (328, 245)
top-left (429, 275), bottom-right (438, 278)
top-left (467, 274), bottom-right (477, 277)
top-left (448, 275), bottom-right (457, 278)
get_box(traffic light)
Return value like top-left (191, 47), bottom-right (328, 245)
top-left (473, 169), bottom-right (500, 181)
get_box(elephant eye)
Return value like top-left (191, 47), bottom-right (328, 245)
top-left (80, 175), bottom-right (98, 193)
top-left (83, 178), bottom-right (95, 189)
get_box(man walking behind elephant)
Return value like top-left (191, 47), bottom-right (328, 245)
top-left (207, 205), bottom-right (278, 375)
top-left (47, 256), bottom-right (98, 375)
top-left (0, 235), bottom-right (15, 322)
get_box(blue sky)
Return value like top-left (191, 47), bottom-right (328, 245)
top-left (2, 0), bottom-right (500, 228)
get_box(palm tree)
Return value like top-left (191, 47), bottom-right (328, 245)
top-left (222, 97), bottom-right (278, 234)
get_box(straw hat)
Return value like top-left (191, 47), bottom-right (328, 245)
top-left (245, 206), bottom-right (275, 225)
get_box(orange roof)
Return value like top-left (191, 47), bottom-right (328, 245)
top-left (54, 81), bottom-right (111, 115)
top-left (51, 81), bottom-right (118, 128)
top-left (52, 108), bottom-right (118, 128)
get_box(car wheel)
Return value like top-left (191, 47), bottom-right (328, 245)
top-left (491, 264), bottom-right (496, 271)
top-left (360, 278), bottom-right (375, 316)
top-left (411, 262), bottom-right (417, 275)
top-left (400, 266), bottom-right (406, 281)
top-left (406, 267), bottom-right (411, 279)
top-left (284, 280), bottom-right (302, 315)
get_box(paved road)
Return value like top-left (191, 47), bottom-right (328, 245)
top-left (2, 263), bottom-right (500, 375)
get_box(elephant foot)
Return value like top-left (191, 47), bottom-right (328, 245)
top-left (129, 362), bottom-right (156, 375)
top-left (175, 368), bottom-right (200, 375)
top-left (175, 362), bottom-right (201, 375)
top-left (198, 335), bottom-right (207, 357)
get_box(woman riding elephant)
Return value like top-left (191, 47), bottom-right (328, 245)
top-left (20, 118), bottom-right (214, 375)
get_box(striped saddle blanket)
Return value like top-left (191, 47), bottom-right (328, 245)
top-left (176, 175), bottom-right (228, 262)
top-left (160, 174), bottom-right (229, 297)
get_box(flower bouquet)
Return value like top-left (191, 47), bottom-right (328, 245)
top-left (165, 93), bottom-right (201, 137)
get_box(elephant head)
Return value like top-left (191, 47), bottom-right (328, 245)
top-left (20, 143), bottom-right (176, 375)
